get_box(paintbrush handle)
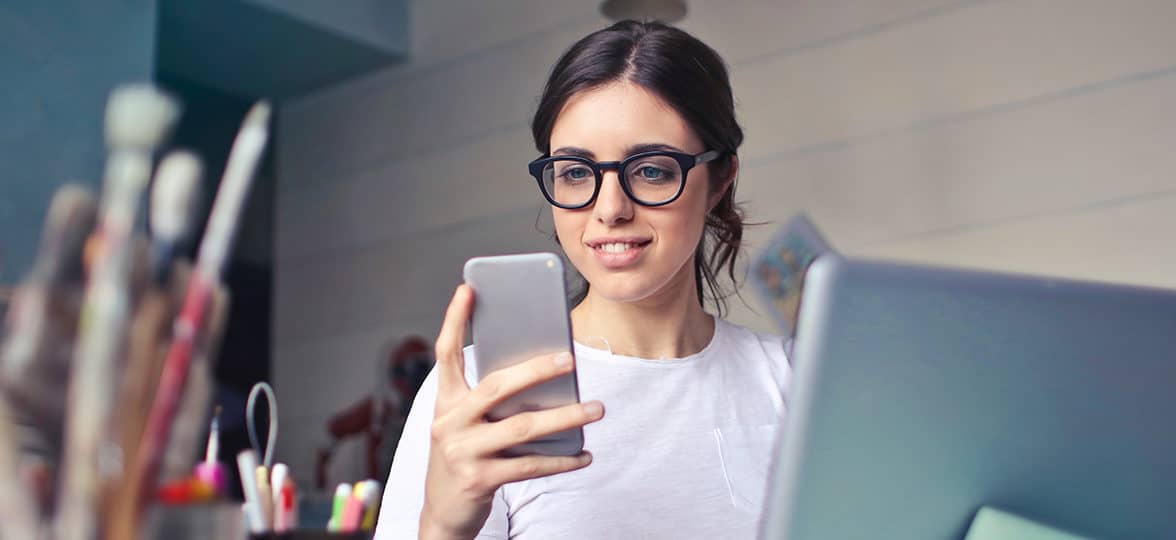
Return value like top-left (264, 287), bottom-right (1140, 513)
top-left (195, 102), bottom-right (269, 281)
top-left (131, 273), bottom-right (213, 507)
top-left (103, 281), bottom-right (175, 540)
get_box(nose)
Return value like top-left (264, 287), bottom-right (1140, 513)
top-left (592, 169), bottom-right (634, 226)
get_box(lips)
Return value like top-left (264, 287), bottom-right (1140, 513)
top-left (585, 237), bottom-right (652, 269)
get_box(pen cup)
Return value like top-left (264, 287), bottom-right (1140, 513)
top-left (144, 504), bottom-right (375, 540)
top-left (249, 533), bottom-right (372, 540)
top-left (143, 502), bottom-right (246, 540)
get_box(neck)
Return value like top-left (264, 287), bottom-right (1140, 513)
top-left (571, 267), bottom-right (715, 360)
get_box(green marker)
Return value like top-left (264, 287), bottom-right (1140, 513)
top-left (327, 482), bottom-right (352, 532)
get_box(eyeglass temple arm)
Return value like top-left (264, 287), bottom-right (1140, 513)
top-left (695, 150), bottom-right (722, 165)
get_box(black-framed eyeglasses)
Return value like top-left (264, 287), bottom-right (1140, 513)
top-left (528, 149), bottom-right (723, 209)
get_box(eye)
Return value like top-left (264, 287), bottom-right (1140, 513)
top-left (635, 166), bottom-right (666, 179)
top-left (562, 167), bottom-right (591, 180)
top-left (554, 164), bottom-right (593, 183)
top-left (630, 162), bottom-right (679, 184)
top-left (567, 167), bottom-right (591, 179)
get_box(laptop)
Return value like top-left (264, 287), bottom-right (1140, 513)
top-left (760, 255), bottom-right (1176, 539)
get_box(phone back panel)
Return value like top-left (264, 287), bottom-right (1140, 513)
top-left (463, 252), bottom-right (583, 456)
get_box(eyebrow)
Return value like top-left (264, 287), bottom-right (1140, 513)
top-left (550, 142), bottom-right (688, 160)
top-left (551, 146), bottom-right (595, 158)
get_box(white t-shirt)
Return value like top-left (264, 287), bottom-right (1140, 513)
top-left (374, 318), bottom-right (791, 539)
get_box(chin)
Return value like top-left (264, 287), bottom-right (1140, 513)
top-left (583, 273), bottom-right (663, 303)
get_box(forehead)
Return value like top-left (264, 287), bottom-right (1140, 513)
top-left (549, 82), bottom-right (702, 155)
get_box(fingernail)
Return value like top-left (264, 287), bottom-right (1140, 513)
top-left (580, 452), bottom-right (593, 464)
top-left (582, 401), bottom-right (603, 418)
top-left (553, 352), bottom-right (573, 368)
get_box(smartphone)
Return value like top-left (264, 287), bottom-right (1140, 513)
top-left (463, 252), bottom-right (584, 457)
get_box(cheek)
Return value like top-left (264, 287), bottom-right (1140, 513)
top-left (675, 180), bottom-right (715, 237)
top-left (659, 211), bottom-right (707, 254)
top-left (644, 203), bottom-right (709, 268)
top-left (552, 209), bottom-right (582, 246)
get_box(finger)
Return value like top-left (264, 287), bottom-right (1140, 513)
top-left (434, 285), bottom-right (474, 402)
top-left (471, 401), bottom-right (604, 455)
top-left (484, 452), bottom-right (594, 486)
top-left (455, 351), bottom-right (575, 422)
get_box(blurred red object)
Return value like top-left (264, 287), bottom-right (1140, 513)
top-left (157, 476), bottom-right (216, 505)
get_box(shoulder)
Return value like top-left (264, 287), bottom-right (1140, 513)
top-left (715, 318), bottom-right (790, 364)
top-left (714, 318), bottom-right (792, 399)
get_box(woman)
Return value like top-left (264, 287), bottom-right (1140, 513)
top-left (376, 20), bottom-right (790, 539)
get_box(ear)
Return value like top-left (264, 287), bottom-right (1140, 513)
top-left (707, 154), bottom-right (739, 211)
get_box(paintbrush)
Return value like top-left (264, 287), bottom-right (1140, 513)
top-left (118, 150), bottom-right (203, 460)
top-left (132, 101), bottom-right (271, 515)
top-left (0, 185), bottom-right (95, 540)
top-left (0, 186), bottom-right (96, 454)
top-left (103, 150), bottom-right (204, 540)
top-left (55, 84), bottom-right (179, 540)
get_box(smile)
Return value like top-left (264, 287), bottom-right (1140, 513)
top-left (586, 238), bottom-right (652, 269)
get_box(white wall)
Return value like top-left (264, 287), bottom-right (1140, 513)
top-left (272, 0), bottom-right (1176, 487)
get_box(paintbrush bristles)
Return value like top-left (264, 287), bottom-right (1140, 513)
top-left (150, 151), bottom-right (202, 241)
top-left (104, 85), bottom-right (180, 150)
top-left (244, 101), bottom-right (272, 128)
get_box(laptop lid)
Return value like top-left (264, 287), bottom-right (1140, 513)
top-left (761, 255), bottom-right (1176, 539)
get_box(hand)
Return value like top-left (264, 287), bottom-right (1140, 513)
top-left (419, 285), bottom-right (603, 540)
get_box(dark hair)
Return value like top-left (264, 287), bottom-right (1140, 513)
top-left (531, 20), bottom-right (746, 314)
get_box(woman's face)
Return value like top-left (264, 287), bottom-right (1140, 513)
top-left (549, 82), bottom-right (726, 305)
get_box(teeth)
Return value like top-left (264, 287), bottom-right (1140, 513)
top-left (599, 242), bottom-right (637, 253)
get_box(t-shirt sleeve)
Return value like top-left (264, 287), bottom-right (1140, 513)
top-left (473, 489), bottom-right (510, 539)
top-left (373, 366), bottom-right (439, 539)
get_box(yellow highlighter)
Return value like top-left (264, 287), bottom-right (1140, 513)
top-left (255, 467), bottom-right (272, 530)
top-left (360, 480), bottom-right (383, 531)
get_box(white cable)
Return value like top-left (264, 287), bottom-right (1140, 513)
top-left (246, 382), bottom-right (278, 469)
